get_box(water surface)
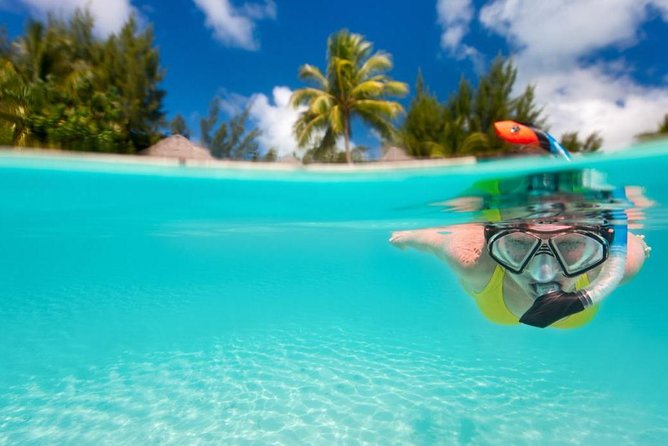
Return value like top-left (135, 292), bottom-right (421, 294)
top-left (1, 148), bottom-right (667, 444)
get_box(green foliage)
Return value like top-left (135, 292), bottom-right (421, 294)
top-left (399, 71), bottom-right (446, 157)
top-left (199, 99), bottom-right (219, 149)
top-left (350, 145), bottom-right (370, 162)
top-left (399, 57), bottom-right (547, 158)
top-left (0, 9), bottom-right (165, 152)
top-left (199, 98), bottom-right (261, 160)
top-left (512, 84), bottom-right (544, 126)
top-left (169, 114), bottom-right (189, 137)
top-left (660, 115), bottom-right (668, 134)
top-left (96, 16), bottom-right (165, 150)
top-left (291, 29), bottom-right (408, 163)
top-left (0, 27), bottom-right (10, 59)
top-left (0, 59), bottom-right (33, 146)
top-left (263, 148), bottom-right (278, 162)
top-left (301, 144), bottom-right (339, 164)
top-left (560, 131), bottom-right (603, 153)
top-left (470, 57), bottom-right (514, 132)
top-left (301, 143), bottom-right (367, 164)
top-left (300, 131), bottom-right (339, 163)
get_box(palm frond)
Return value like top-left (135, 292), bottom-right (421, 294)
top-left (383, 81), bottom-right (409, 97)
top-left (352, 37), bottom-right (372, 61)
top-left (355, 99), bottom-right (404, 118)
top-left (458, 132), bottom-right (490, 155)
top-left (358, 53), bottom-right (391, 78)
top-left (330, 57), bottom-right (353, 81)
top-left (290, 88), bottom-right (329, 107)
top-left (423, 141), bottom-right (448, 158)
top-left (294, 112), bottom-right (327, 147)
top-left (309, 94), bottom-right (332, 114)
top-left (356, 108), bottom-right (396, 142)
top-left (351, 80), bottom-right (384, 97)
top-left (298, 64), bottom-right (328, 89)
top-left (329, 105), bottom-right (344, 133)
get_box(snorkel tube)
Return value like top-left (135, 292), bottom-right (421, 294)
top-left (493, 121), bottom-right (628, 327)
top-left (577, 209), bottom-right (628, 307)
top-left (494, 121), bottom-right (572, 160)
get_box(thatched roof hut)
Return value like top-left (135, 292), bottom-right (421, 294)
top-left (140, 135), bottom-right (214, 160)
top-left (277, 154), bottom-right (301, 164)
top-left (380, 146), bottom-right (413, 162)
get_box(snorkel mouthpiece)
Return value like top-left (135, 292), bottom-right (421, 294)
top-left (520, 289), bottom-right (588, 328)
top-left (534, 282), bottom-right (562, 296)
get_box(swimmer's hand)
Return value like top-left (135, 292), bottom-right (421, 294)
top-left (519, 291), bottom-right (586, 328)
top-left (389, 229), bottom-right (445, 250)
top-left (389, 231), bottom-right (411, 249)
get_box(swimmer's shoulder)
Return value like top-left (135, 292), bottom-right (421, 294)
top-left (623, 232), bottom-right (649, 283)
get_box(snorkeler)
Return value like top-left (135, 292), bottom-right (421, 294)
top-left (390, 216), bottom-right (649, 328)
top-left (390, 123), bottom-right (651, 328)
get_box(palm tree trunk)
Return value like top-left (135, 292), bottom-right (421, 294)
top-left (343, 116), bottom-right (352, 164)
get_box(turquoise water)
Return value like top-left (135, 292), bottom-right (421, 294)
top-left (1, 148), bottom-right (668, 444)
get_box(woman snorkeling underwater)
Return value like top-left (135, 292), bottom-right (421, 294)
top-left (390, 216), bottom-right (649, 328)
top-left (390, 122), bottom-right (652, 329)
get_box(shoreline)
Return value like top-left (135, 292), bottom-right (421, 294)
top-left (2, 142), bottom-right (668, 178)
top-left (0, 146), bottom-right (477, 172)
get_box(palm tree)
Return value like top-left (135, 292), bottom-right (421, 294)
top-left (290, 30), bottom-right (408, 163)
top-left (0, 59), bottom-right (36, 146)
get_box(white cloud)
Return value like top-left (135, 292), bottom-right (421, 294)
top-left (245, 86), bottom-right (356, 158)
top-left (451, 0), bottom-right (668, 149)
top-left (217, 89), bottom-right (250, 116)
top-left (657, 0), bottom-right (668, 18)
top-left (208, 86), bottom-right (351, 159)
top-left (192, 0), bottom-right (276, 51)
top-left (479, 0), bottom-right (651, 73)
top-left (248, 86), bottom-right (301, 157)
top-left (436, 0), bottom-right (480, 61)
top-left (11, 0), bottom-right (134, 37)
top-left (530, 66), bottom-right (668, 149)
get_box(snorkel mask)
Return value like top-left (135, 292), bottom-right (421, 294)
top-left (485, 223), bottom-right (614, 278)
top-left (487, 122), bottom-right (629, 327)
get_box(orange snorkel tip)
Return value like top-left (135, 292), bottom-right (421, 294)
top-left (494, 120), bottom-right (540, 146)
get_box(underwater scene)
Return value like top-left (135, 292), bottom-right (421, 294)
top-left (1, 147), bottom-right (668, 445)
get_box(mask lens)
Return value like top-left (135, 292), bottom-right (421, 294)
top-left (491, 232), bottom-right (540, 272)
top-left (550, 232), bottom-right (605, 275)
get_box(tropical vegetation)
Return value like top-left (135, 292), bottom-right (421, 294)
top-left (1, 14), bottom-right (663, 162)
top-left (560, 131), bottom-right (603, 153)
top-left (0, 10), bottom-right (165, 153)
top-left (169, 114), bottom-right (189, 139)
top-left (199, 98), bottom-right (261, 160)
top-left (290, 29), bottom-right (408, 164)
top-left (399, 58), bottom-right (602, 158)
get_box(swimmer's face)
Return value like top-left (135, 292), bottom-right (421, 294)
top-left (504, 224), bottom-right (583, 297)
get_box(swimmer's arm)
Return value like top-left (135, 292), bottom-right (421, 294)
top-left (390, 224), bottom-right (489, 272)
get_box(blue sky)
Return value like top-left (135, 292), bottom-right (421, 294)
top-left (2, 0), bottom-right (668, 156)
